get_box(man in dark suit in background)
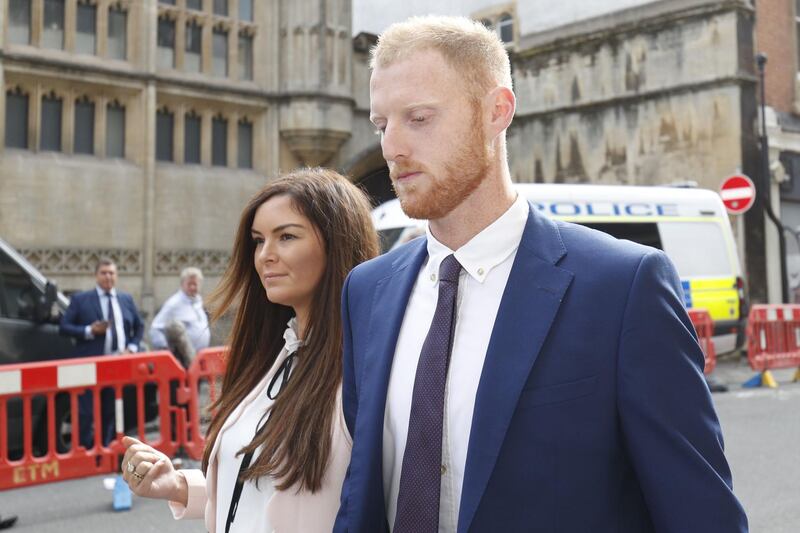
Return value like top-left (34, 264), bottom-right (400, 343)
top-left (60, 258), bottom-right (144, 447)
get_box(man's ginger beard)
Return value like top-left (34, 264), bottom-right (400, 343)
top-left (390, 103), bottom-right (492, 220)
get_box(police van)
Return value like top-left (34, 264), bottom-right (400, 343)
top-left (372, 183), bottom-right (748, 354)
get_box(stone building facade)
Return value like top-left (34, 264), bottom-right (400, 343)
top-left (1, 0), bottom-right (792, 315)
top-left (1, 0), bottom-right (360, 319)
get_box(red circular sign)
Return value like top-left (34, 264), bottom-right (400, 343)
top-left (720, 174), bottom-right (756, 214)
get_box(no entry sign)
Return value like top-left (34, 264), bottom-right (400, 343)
top-left (720, 174), bottom-right (756, 215)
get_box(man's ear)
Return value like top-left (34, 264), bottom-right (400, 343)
top-left (486, 86), bottom-right (516, 136)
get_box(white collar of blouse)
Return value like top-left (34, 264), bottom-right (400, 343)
top-left (283, 317), bottom-right (304, 354)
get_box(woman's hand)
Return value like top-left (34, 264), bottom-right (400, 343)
top-left (120, 436), bottom-right (188, 506)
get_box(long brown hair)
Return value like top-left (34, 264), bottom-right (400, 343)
top-left (202, 168), bottom-right (379, 492)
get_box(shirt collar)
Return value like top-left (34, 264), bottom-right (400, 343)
top-left (96, 286), bottom-right (117, 298)
top-left (179, 290), bottom-right (201, 305)
top-left (283, 317), bottom-right (303, 355)
top-left (424, 194), bottom-right (529, 284)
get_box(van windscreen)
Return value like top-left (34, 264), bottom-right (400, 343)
top-left (580, 222), bottom-right (662, 250)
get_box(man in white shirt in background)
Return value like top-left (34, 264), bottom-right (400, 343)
top-left (149, 267), bottom-right (210, 367)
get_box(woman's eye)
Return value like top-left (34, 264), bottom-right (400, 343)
top-left (411, 116), bottom-right (425, 123)
top-left (279, 233), bottom-right (297, 241)
top-left (252, 236), bottom-right (264, 245)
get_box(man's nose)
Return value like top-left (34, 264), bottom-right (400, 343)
top-left (381, 123), bottom-right (408, 162)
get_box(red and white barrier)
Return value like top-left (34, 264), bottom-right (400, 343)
top-left (181, 347), bottom-right (227, 461)
top-left (688, 308), bottom-right (716, 375)
top-left (746, 304), bottom-right (800, 372)
top-left (0, 351), bottom-right (186, 490)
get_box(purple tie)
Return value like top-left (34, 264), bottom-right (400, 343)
top-left (106, 292), bottom-right (118, 352)
top-left (394, 254), bottom-right (462, 533)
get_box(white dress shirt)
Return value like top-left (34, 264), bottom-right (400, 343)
top-left (84, 287), bottom-right (133, 353)
top-left (149, 290), bottom-right (210, 351)
top-left (383, 194), bottom-right (529, 532)
top-left (215, 318), bottom-right (303, 533)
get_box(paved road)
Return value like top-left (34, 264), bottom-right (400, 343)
top-left (711, 363), bottom-right (800, 533)
top-left (2, 358), bottom-right (798, 532)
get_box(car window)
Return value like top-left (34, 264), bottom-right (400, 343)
top-left (0, 247), bottom-right (40, 319)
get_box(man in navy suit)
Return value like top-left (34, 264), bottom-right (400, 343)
top-left (60, 258), bottom-right (144, 447)
top-left (334, 16), bottom-right (747, 533)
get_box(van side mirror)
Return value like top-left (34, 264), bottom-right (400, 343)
top-left (34, 282), bottom-right (58, 323)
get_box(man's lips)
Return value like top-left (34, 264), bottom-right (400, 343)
top-left (395, 171), bottom-right (421, 181)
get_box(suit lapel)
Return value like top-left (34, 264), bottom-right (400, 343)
top-left (355, 238), bottom-right (428, 529)
top-left (458, 207), bottom-right (574, 533)
top-left (91, 290), bottom-right (103, 321)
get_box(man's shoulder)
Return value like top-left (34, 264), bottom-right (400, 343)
top-left (69, 289), bottom-right (97, 304)
top-left (161, 291), bottom-right (184, 307)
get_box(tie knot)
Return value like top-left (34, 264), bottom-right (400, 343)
top-left (105, 292), bottom-right (112, 298)
top-left (438, 254), bottom-right (462, 283)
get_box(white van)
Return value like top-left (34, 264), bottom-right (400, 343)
top-left (372, 183), bottom-right (747, 354)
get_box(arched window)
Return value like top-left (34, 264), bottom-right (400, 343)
top-left (157, 15), bottom-right (176, 68)
top-left (498, 13), bottom-right (514, 44)
top-left (156, 107), bottom-right (174, 161)
top-left (237, 118), bottom-right (253, 169)
top-left (212, 114), bottom-right (228, 166)
top-left (74, 95), bottom-right (95, 154)
top-left (40, 91), bottom-right (63, 152)
top-left (5, 87), bottom-right (29, 149)
top-left (185, 20), bottom-right (203, 73)
top-left (184, 110), bottom-right (202, 164)
top-left (106, 100), bottom-right (126, 158)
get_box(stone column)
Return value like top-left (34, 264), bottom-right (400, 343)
top-left (64, 0), bottom-right (77, 52)
top-left (96, 0), bottom-right (108, 57)
top-left (202, 18), bottom-right (213, 75)
top-left (62, 92), bottom-right (74, 154)
top-left (31, 0), bottom-right (44, 47)
top-left (175, 104), bottom-right (186, 164)
top-left (30, 85), bottom-right (41, 150)
top-left (227, 111), bottom-right (237, 168)
top-left (200, 109), bottom-right (212, 165)
top-left (229, 23), bottom-right (238, 80)
top-left (0, 66), bottom-right (5, 149)
top-left (175, 11), bottom-right (186, 70)
top-left (95, 95), bottom-right (107, 156)
top-left (140, 0), bottom-right (159, 319)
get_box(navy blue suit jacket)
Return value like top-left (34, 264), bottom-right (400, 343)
top-left (59, 289), bottom-right (144, 357)
top-left (334, 204), bottom-right (747, 532)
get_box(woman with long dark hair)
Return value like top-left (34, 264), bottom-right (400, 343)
top-left (120, 168), bottom-right (379, 532)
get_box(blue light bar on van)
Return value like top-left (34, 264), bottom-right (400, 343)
top-left (530, 202), bottom-right (680, 217)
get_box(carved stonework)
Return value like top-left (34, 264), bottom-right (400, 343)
top-left (20, 248), bottom-right (142, 274)
top-left (280, 129), bottom-right (350, 166)
top-left (155, 249), bottom-right (230, 275)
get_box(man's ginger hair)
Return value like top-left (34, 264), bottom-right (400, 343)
top-left (370, 15), bottom-right (513, 99)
